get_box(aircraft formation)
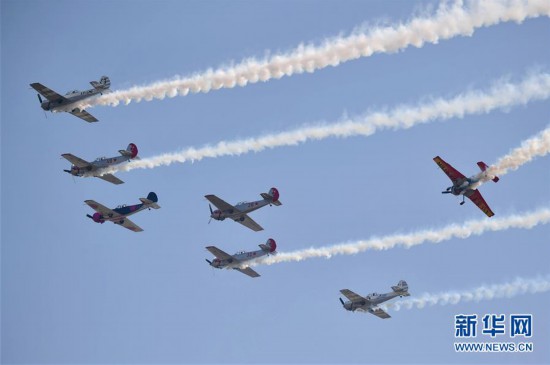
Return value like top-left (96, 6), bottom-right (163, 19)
top-left (32, 74), bottom-right (503, 319)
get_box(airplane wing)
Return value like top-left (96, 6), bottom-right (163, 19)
top-left (465, 189), bottom-right (495, 217)
top-left (61, 153), bottom-right (91, 168)
top-left (433, 156), bottom-right (466, 184)
top-left (205, 194), bottom-right (236, 212)
top-left (117, 217), bottom-right (143, 232)
top-left (84, 200), bottom-right (121, 218)
top-left (30, 82), bottom-right (68, 102)
top-left (340, 289), bottom-right (367, 304)
top-left (97, 173), bottom-right (124, 185)
top-left (235, 214), bottom-right (264, 232)
top-left (369, 307), bottom-right (391, 319)
top-left (69, 109), bottom-right (98, 123)
top-left (234, 267), bottom-right (261, 278)
top-left (206, 246), bottom-right (234, 261)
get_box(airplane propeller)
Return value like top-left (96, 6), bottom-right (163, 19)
top-left (205, 259), bottom-right (212, 265)
top-left (339, 298), bottom-right (345, 307)
top-left (208, 204), bottom-right (213, 224)
top-left (37, 94), bottom-right (48, 118)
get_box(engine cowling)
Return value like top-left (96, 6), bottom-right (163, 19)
top-left (92, 212), bottom-right (105, 223)
top-left (269, 187), bottom-right (280, 202)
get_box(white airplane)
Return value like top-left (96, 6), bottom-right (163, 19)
top-left (30, 76), bottom-right (110, 123)
top-left (62, 143), bottom-right (138, 185)
top-left (205, 187), bottom-right (282, 231)
top-left (339, 280), bottom-right (410, 319)
top-left (85, 192), bottom-right (160, 232)
top-left (205, 238), bottom-right (277, 278)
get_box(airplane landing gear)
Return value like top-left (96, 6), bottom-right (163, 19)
top-left (460, 196), bottom-right (465, 205)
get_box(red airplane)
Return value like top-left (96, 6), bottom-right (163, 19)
top-left (434, 156), bottom-right (499, 217)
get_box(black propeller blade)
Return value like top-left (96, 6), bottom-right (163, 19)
top-left (205, 259), bottom-right (212, 265)
top-left (208, 204), bottom-right (213, 224)
top-left (339, 298), bottom-right (345, 306)
top-left (37, 94), bottom-right (42, 103)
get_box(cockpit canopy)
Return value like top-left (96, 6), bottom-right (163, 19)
top-left (65, 89), bottom-right (80, 95)
top-left (94, 157), bottom-right (107, 162)
top-left (116, 204), bottom-right (127, 209)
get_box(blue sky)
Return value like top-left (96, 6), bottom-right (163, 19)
top-left (2, 0), bottom-right (549, 363)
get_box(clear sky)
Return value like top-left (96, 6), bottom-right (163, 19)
top-left (1, 0), bottom-right (549, 363)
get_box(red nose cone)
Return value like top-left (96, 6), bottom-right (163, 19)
top-left (267, 238), bottom-right (277, 252)
top-left (269, 187), bottom-right (279, 202)
top-left (128, 143), bottom-right (138, 158)
top-left (92, 212), bottom-right (104, 223)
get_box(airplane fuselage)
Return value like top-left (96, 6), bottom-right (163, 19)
top-left (211, 199), bottom-right (272, 222)
top-left (91, 203), bottom-right (149, 224)
top-left (342, 291), bottom-right (402, 312)
top-left (209, 248), bottom-right (269, 269)
top-left (67, 155), bottom-right (132, 177)
top-left (41, 88), bottom-right (103, 113)
top-left (446, 171), bottom-right (494, 196)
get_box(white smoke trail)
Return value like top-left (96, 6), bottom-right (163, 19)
top-left (80, 0), bottom-right (550, 108)
top-left (252, 208), bottom-right (550, 266)
top-left (382, 275), bottom-right (550, 311)
top-left (488, 126), bottom-right (550, 176)
top-left (97, 72), bottom-right (550, 176)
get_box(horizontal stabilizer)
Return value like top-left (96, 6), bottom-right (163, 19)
top-left (140, 198), bottom-right (160, 209)
top-left (477, 161), bottom-right (499, 183)
top-left (90, 76), bottom-right (111, 90)
top-left (260, 192), bottom-right (282, 206)
top-left (391, 280), bottom-right (409, 295)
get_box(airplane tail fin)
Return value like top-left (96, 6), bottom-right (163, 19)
top-left (477, 161), bottom-right (499, 182)
top-left (391, 280), bottom-right (410, 296)
top-left (260, 187), bottom-right (282, 206)
top-left (90, 76), bottom-right (111, 90)
top-left (140, 192), bottom-right (160, 209)
top-left (259, 238), bottom-right (277, 253)
top-left (119, 143), bottom-right (139, 159)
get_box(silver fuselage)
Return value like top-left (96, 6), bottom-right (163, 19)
top-left (210, 248), bottom-right (270, 270)
top-left (68, 155), bottom-right (132, 177)
top-left (342, 291), bottom-right (403, 312)
top-left (447, 171), bottom-right (495, 196)
top-left (211, 199), bottom-right (272, 221)
top-left (41, 88), bottom-right (103, 113)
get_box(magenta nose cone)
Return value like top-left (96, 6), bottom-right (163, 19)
top-left (92, 212), bottom-right (104, 223)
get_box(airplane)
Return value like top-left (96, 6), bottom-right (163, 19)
top-left (339, 280), bottom-right (410, 319)
top-left (433, 156), bottom-right (499, 217)
top-left (30, 76), bottom-right (111, 123)
top-left (205, 187), bottom-right (282, 232)
top-left (61, 143), bottom-right (138, 185)
top-left (205, 238), bottom-right (277, 278)
top-left (85, 192), bottom-right (160, 232)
